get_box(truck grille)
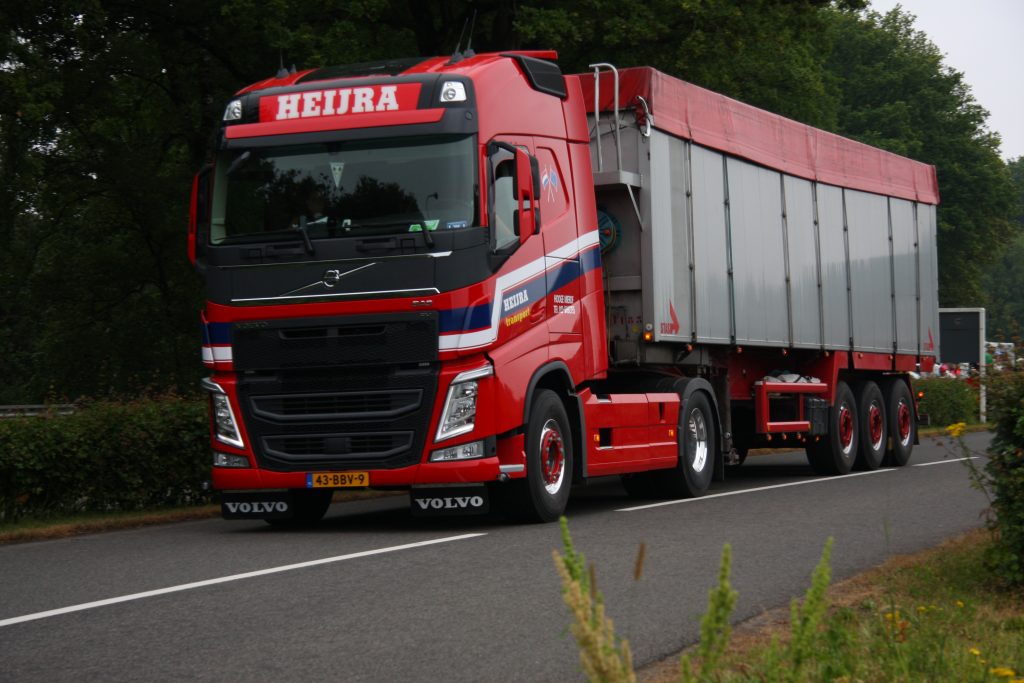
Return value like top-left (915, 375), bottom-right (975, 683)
top-left (232, 313), bottom-right (438, 472)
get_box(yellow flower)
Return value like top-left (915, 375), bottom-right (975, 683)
top-left (969, 647), bottom-right (981, 656)
top-left (947, 422), bottom-right (967, 438)
top-left (916, 606), bottom-right (927, 614)
top-left (956, 600), bottom-right (965, 608)
top-left (989, 668), bottom-right (1016, 678)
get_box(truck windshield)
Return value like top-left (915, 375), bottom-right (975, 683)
top-left (210, 135), bottom-right (477, 244)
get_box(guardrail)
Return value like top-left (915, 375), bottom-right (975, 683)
top-left (0, 404), bottom-right (77, 418)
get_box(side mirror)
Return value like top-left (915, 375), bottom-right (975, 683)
top-left (189, 166), bottom-right (212, 266)
top-left (514, 147), bottom-right (540, 245)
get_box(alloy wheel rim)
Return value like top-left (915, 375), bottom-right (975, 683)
top-left (539, 419), bottom-right (565, 495)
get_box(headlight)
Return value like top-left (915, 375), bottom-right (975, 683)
top-left (435, 365), bottom-right (493, 441)
top-left (430, 440), bottom-right (486, 462)
top-left (202, 378), bottom-right (244, 448)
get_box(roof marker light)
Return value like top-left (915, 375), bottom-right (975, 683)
top-left (223, 99), bottom-right (243, 121)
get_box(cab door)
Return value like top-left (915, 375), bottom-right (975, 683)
top-left (538, 142), bottom-right (583, 339)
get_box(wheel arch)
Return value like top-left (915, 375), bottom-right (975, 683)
top-left (523, 361), bottom-right (586, 484)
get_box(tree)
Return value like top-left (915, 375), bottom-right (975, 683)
top-left (983, 157), bottom-right (1024, 341)
top-left (822, 7), bottom-right (1015, 307)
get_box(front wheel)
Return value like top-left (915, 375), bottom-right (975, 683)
top-left (509, 389), bottom-right (573, 522)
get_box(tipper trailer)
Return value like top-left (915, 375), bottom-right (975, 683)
top-left (189, 51), bottom-right (939, 524)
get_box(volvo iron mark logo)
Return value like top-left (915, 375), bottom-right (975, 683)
top-left (320, 262), bottom-right (376, 289)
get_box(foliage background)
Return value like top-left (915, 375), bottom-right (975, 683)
top-left (0, 0), bottom-right (1020, 401)
top-left (0, 397), bottom-right (209, 519)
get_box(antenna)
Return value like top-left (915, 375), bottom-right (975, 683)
top-left (464, 9), bottom-right (478, 56)
top-left (276, 52), bottom-right (288, 79)
top-left (454, 15), bottom-right (469, 54)
top-left (449, 15), bottom-right (470, 64)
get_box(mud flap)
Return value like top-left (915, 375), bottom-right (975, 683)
top-left (221, 490), bottom-right (294, 519)
top-left (410, 485), bottom-right (490, 516)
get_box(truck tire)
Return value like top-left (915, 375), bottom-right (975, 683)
top-left (659, 391), bottom-right (715, 497)
top-left (806, 381), bottom-right (857, 475)
top-left (854, 381), bottom-right (886, 470)
top-left (883, 380), bottom-right (915, 466)
top-left (265, 489), bottom-right (332, 526)
top-left (510, 389), bottom-right (573, 522)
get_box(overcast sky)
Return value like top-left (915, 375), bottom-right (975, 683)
top-left (868, 0), bottom-right (1023, 161)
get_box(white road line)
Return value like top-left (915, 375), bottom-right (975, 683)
top-left (0, 533), bottom-right (486, 629)
top-left (617, 469), bottom-right (895, 512)
top-left (913, 456), bottom-right (980, 467)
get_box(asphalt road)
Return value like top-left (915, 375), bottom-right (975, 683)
top-left (0, 431), bottom-right (991, 682)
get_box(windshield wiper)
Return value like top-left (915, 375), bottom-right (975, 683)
top-left (296, 215), bottom-right (315, 256)
top-left (225, 150), bottom-right (251, 176)
top-left (345, 221), bottom-right (434, 247)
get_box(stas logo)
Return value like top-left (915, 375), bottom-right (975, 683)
top-left (259, 84), bottom-right (422, 122)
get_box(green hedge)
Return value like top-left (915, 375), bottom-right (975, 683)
top-left (913, 377), bottom-right (979, 426)
top-left (984, 370), bottom-right (1024, 587)
top-left (0, 397), bottom-right (211, 521)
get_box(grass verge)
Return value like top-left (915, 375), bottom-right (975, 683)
top-left (0, 489), bottom-right (399, 545)
top-left (638, 528), bottom-right (1024, 682)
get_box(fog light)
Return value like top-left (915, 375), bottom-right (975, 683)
top-left (213, 451), bottom-right (250, 468)
top-left (430, 440), bottom-right (485, 462)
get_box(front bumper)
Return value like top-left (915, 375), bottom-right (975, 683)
top-left (212, 454), bottom-right (504, 490)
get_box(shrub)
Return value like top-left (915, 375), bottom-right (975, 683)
top-left (982, 370), bottom-right (1024, 587)
top-left (0, 397), bottom-right (211, 521)
top-left (913, 377), bottom-right (978, 425)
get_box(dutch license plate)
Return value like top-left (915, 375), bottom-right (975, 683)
top-left (306, 471), bottom-right (368, 488)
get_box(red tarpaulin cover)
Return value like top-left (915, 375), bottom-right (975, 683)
top-left (576, 68), bottom-right (939, 205)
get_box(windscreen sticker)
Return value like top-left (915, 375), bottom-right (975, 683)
top-left (445, 220), bottom-right (468, 230)
top-left (330, 162), bottom-right (345, 188)
top-left (424, 219), bottom-right (439, 231)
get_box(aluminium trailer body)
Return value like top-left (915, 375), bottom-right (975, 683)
top-left (575, 66), bottom-right (939, 474)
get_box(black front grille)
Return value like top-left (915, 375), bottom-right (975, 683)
top-left (233, 313), bottom-right (439, 472)
top-left (263, 432), bottom-right (414, 461)
top-left (251, 389), bottom-right (422, 422)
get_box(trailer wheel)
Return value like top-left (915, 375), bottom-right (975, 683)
top-left (854, 381), bottom-right (886, 470)
top-left (807, 381), bottom-right (857, 475)
top-left (883, 380), bottom-right (915, 466)
top-left (659, 391), bottom-right (715, 497)
top-left (265, 489), bottom-right (332, 526)
top-left (510, 389), bottom-right (573, 522)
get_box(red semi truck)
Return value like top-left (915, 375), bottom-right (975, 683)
top-left (188, 51), bottom-right (939, 524)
